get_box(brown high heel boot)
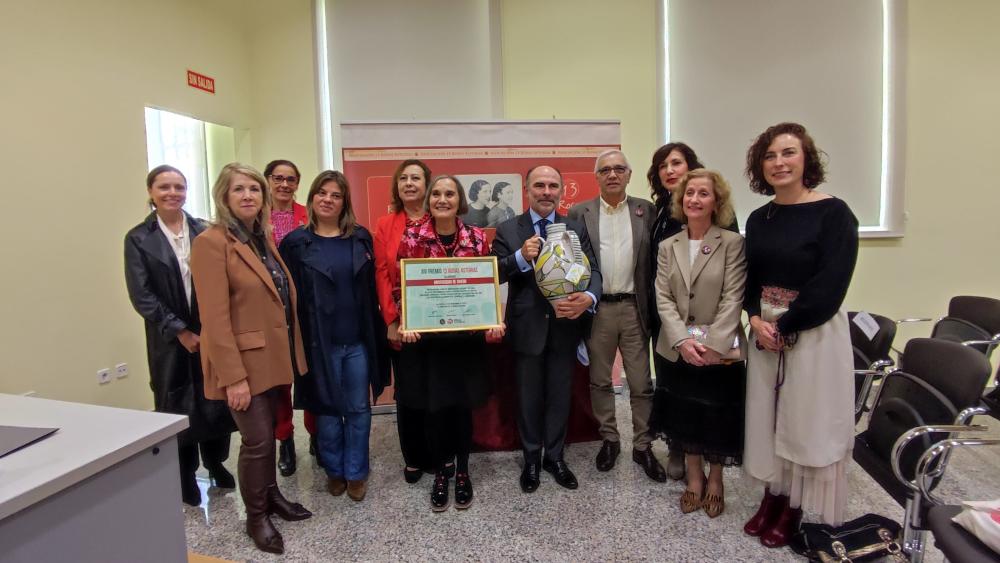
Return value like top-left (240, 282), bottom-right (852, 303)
top-left (743, 489), bottom-right (786, 536)
top-left (266, 484), bottom-right (312, 521)
top-left (241, 459), bottom-right (284, 554)
top-left (760, 503), bottom-right (803, 548)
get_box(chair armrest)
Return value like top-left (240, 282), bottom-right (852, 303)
top-left (916, 436), bottom-right (1000, 505)
top-left (891, 424), bottom-right (990, 493)
top-left (960, 333), bottom-right (1000, 347)
top-left (896, 318), bottom-right (935, 324)
top-left (854, 359), bottom-right (897, 416)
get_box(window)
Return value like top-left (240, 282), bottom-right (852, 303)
top-left (144, 107), bottom-right (236, 220)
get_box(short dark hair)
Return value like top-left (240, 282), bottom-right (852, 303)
top-left (305, 170), bottom-right (357, 237)
top-left (646, 142), bottom-right (704, 207)
top-left (263, 159), bottom-right (301, 183)
top-left (146, 164), bottom-right (186, 188)
top-left (491, 181), bottom-right (511, 203)
top-left (389, 159), bottom-right (432, 213)
top-left (468, 179), bottom-right (490, 202)
top-left (745, 122), bottom-right (826, 195)
top-left (425, 175), bottom-right (469, 216)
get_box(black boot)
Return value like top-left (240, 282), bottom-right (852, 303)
top-left (278, 438), bottom-right (296, 477)
top-left (180, 472), bottom-right (201, 506)
top-left (206, 463), bottom-right (235, 489)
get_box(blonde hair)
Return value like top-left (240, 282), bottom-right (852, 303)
top-left (670, 168), bottom-right (736, 228)
top-left (212, 162), bottom-right (272, 235)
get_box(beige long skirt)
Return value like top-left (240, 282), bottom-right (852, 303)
top-left (744, 310), bottom-right (854, 526)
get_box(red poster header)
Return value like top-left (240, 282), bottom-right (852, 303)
top-left (187, 70), bottom-right (215, 94)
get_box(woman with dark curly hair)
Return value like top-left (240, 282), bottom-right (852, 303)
top-left (740, 123), bottom-right (858, 547)
top-left (460, 179), bottom-right (491, 227)
top-left (486, 181), bottom-right (515, 227)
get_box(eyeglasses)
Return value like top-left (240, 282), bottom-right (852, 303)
top-left (597, 165), bottom-right (630, 177)
top-left (270, 174), bottom-right (298, 185)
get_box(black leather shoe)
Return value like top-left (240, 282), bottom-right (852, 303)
top-left (206, 464), bottom-right (235, 489)
top-left (542, 459), bottom-right (579, 490)
top-left (454, 472), bottom-right (473, 509)
top-left (666, 449), bottom-right (686, 481)
top-left (404, 467), bottom-right (423, 484)
top-left (519, 462), bottom-right (540, 493)
top-left (595, 440), bottom-right (621, 472)
top-left (633, 447), bottom-right (667, 482)
top-left (278, 438), bottom-right (296, 477)
top-left (430, 471), bottom-right (450, 511)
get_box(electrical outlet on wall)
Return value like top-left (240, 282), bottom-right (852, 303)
top-left (115, 363), bottom-right (129, 379)
top-left (97, 368), bottom-right (111, 385)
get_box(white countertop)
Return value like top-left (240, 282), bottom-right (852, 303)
top-left (0, 394), bottom-right (188, 521)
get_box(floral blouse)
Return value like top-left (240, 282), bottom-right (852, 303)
top-left (392, 218), bottom-right (489, 312)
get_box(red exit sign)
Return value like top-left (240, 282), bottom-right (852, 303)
top-left (187, 70), bottom-right (215, 94)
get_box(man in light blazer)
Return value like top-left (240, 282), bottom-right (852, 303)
top-left (568, 150), bottom-right (665, 482)
top-left (493, 165), bottom-right (603, 493)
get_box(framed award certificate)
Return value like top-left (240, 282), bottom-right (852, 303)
top-left (400, 256), bottom-right (502, 333)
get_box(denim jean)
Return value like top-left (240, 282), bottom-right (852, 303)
top-left (316, 343), bottom-right (372, 481)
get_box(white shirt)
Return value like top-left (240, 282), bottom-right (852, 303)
top-left (598, 196), bottom-right (634, 294)
top-left (689, 239), bottom-right (701, 268)
top-left (156, 214), bottom-right (193, 306)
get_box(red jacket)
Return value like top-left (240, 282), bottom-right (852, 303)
top-left (374, 211), bottom-right (425, 326)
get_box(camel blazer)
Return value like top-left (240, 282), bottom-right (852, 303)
top-left (654, 224), bottom-right (748, 362)
top-left (567, 195), bottom-right (656, 337)
top-left (191, 225), bottom-right (308, 400)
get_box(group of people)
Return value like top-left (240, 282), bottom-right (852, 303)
top-left (124, 121), bottom-right (858, 555)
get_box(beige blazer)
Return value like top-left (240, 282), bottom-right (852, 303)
top-left (654, 224), bottom-right (747, 362)
top-left (191, 225), bottom-right (308, 400)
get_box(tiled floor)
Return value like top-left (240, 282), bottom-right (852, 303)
top-left (182, 398), bottom-right (1000, 562)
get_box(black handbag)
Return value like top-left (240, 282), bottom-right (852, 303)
top-left (789, 513), bottom-right (907, 562)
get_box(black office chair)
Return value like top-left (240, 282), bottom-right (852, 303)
top-left (931, 296), bottom-right (1000, 361)
top-left (853, 338), bottom-right (993, 562)
top-left (893, 296), bottom-right (1000, 367)
top-left (849, 311), bottom-right (897, 422)
top-left (914, 427), bottom-right (1000, 562)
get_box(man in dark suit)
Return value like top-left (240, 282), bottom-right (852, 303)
top-left (493, 165), bottom-right (603, 492)
top-left (567, 150), bottom-right (665, 482)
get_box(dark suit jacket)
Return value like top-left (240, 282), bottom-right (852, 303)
top-left (492, 212), bottom-right (603, 356)
top-left (567, 195), bottom-right (655, 337)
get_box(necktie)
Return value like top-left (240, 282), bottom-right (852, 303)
top-left (537, 218), bottom-right (549, 238)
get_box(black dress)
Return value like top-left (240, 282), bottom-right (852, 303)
top-left (651, 359), bottom-right (746, 465)
top-left (394, 230), bottom-right (490, 413)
